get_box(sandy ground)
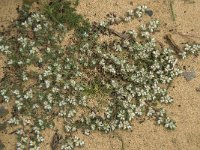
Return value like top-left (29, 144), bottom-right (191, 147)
top-left (0, 0), bottom-right (200, 150)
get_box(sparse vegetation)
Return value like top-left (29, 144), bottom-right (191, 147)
top-left (0, 1), bottom-right (200, 150)
top-left (43, 0), bottom-right (89, 30)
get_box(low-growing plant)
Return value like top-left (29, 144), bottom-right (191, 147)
top-left (43, 0), bottom-right (88, 30)
top-left (0, 2), bottom-right (200, 150)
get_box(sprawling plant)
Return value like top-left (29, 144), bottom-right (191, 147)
top-left (0, 2), bottom-right (200, 150)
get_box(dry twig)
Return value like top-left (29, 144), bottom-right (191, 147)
top-left (107, 28), bottom-right (129, 39)
top-left (51, 131), bottom-right (62, 150)
top-left (164, 34), bottom-right (181, 55)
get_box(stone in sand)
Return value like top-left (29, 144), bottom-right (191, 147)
top-left (145, 9), bottom-right (153, 16)
top-left (182, 70), bottom-right (196, 81)
top-left (0, 107), bottom-right (9, 118)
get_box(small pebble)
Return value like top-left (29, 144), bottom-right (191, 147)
top-left (182, 70), bottom-right (196, 81)
top-left (145, 9), bottom-right (153, 17)
top-left (196, 87), bottom-right (200, 92)
top-left (0, 107), bottom-right (9, 118)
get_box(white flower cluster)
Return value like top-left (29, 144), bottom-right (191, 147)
top-left (179, 44), bottom-right (200, 59)
top-left (21, 13), bottom-right (47, 31)
top-left (8, 117), bottom-right (20, 125)
top-left (164, 117), bottom-right (176, 129)
top-left (34, 24), bottom-right (42, 32)
top-left (61, 137), bottom-right (84, 150)
top-left (65, 125), bottom-right (76, 133)
top-left (0, 44), bottom-right (10, 54)
top-left (156, 109), bottom-right (176, 129)
top-left (140, 20), bottom-right (159, 39)
top-left (105, 5), bottom-right (149, 25)
top-left (134, 5), bottom-right (148, 18)
top-left (126, 30), bottom-right (138, 39)
top-left (76, 5), bottom-right (184, 133)
top-left (0, 89), bottom-right (10, 102)
top-left (2, 3), bottom-right (200, 150)
top-left (124, 5), bottom-right (148, 21)
top-left (31, 126), bottom-right (45, 145)
top-left (106, 13), bottom-right (121, 24)
top-left (147, 107), bottom-right (155, 116)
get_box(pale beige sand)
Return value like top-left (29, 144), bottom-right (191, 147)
top-left (0, 0), bottom-right (200, 150)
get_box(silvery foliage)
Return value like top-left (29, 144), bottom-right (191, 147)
top-left (0, 4), bottom-right (199, 149)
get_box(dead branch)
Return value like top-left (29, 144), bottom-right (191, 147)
top-left (51, 131), bottom-right (62, 150)
top-left (164, 34), bottom-right (182, 54)
top-left (107, 28), bottom-right (129, 39)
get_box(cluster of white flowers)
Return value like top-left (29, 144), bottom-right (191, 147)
top-left (24, 89), bottom-right (33, 100)
top-left (126, 30), bottom-right (138, 39)
top-left (134, 5), bottom-right (148, 18)
top-left (106, 13), bottom-right (121, 24)
top-left (15, 99), bottom-right (23, 110)
top-left (147, 20), bottom-right (160, 32)
top-left (15, 129), bottom-right (30, 150)
top-left (179, 44), bottom-right (200, 59)
top-left (29, 141), bottom-right (40, 150)
top-left (99, 21), bottom-right (108, 27)
top-left (147, 107), bottom-right (155, 116)
top-left (17, 141), bottom-right (27, 150)
top-left (155, 108), bottom-right (176, 129)
top-left (1, 3), bottom-right (200, 150)
top-left (67, 109), bottom-right (76, 118)
top-left (34, 24), bottom-right (42, 32)
top-left (0, 44), bottom-right (10, 54)
top-left (76, 6), bottom-right (184, 133)
top-left (61, 137), bottom-right (84, 150)
top-left (31, 126), bottom-right (45, 146)
top-left (65, 125), bottom-right (76, 133)
top-left (164, 117), bottom-right (176, 129)
top-left (105, 5), bottom-right (149, 25)
top-left (8, 117), bottom-right (20, 125)
top-left (21, 13), bottom-right (47, 28)
top-left (0, 89), bottom-right (10, 102)
top-left (18, 37), bottom-right (28, 48)
top-left (140, 20), bottom-right (159, 39)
